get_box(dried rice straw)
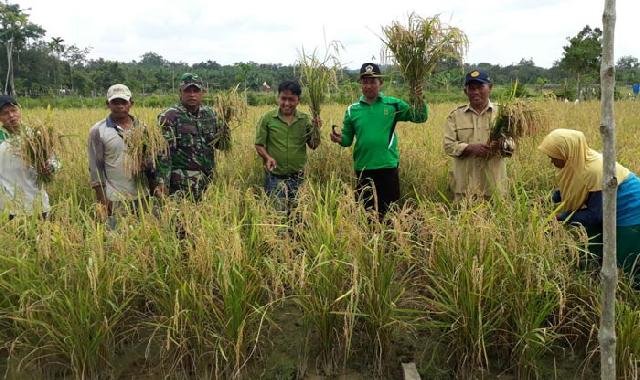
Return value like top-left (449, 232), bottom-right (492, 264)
top-left (381, 12), bottom-right (468, 109)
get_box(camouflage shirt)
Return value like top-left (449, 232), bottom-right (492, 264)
top-left (156, 103), bottom-right (227, 200)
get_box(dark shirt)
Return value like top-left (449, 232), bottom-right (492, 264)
top-left (555, 190), bottom-right (603, 227)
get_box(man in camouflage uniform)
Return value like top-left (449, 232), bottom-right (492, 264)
top-left (154, 73), bottom-right (230, 201)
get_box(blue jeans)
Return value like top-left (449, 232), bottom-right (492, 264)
top-left (264, 172), bottom-right (304, 212)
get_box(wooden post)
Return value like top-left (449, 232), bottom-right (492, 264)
top-left (599, 0), bottom-right (617, 379)
top-left (4, 38), bottom-right (14, 95)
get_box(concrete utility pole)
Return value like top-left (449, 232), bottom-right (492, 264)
top-left (599, 0), bottom-right (617, 379)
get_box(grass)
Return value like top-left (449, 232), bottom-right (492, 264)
top-left (0, 100), bottom-right (639, 378)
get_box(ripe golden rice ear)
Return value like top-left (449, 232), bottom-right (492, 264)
top-left (212, 84), bottom-right (247, 151)
top-left (490, 82), bottom-right (551, 141)
top-left (214, 83), bottom-right (247, 127)
top-left (297, 42), bottom-right (342, 122)
top-left (18, 110), bottom-right (64, 183)
top-left (124, 122), bottom-right (168, 178)
top-left (381, 13), bottom-right (468, 109)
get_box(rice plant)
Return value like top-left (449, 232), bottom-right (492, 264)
top-left (212, 84), bottom-right (247, 151)
top-left (16, 109), bottom-right (64, 183)
top-left (355, 211), bottom-right (423, 378)
top-left (615, 299), bottom-right (640, 379)
top-left (412, 191), bottom-right (584, 377)
top-left (381, 12), bottom-right (468, 109)
top-left (490, 81), bottom-right (550, 141)
top-left (123, 121), bottom-right (168, 177)
top-left (291, 177), bottom-right (361, 376)
top-left (0, 207), bottom-right (137, 379)
top-left (142, 188), bottom-right (273, 378)
top-left (297, 42), bottom-right (341, 122)
top-left (1, 101), bottom-right (639, 379)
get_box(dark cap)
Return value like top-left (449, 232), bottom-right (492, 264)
top-left (359, 63), bottom-right (383, 78)
top-left (0, 95), bottom-right (19, 109)
top-left (464, 69), bottom-right (491, 85)
top-left (179, 73), bottom-right (204, 90)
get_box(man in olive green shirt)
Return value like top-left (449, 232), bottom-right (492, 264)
top-left (330, 63), bottom-right (428, 216)
top-left (255, 80), bottom-right (320, 209)
top-left (443, 69), bottom-right (514, 200)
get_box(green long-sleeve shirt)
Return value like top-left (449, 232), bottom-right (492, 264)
top-left (340, 94), bottom-right (428, 171)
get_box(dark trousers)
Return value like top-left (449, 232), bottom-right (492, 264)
top-left (355, 167), bottom-right (400, 216)
top-left (264, 171), bottom-right (304, 214)
top-left (264, 171), bottom-right (304, 200)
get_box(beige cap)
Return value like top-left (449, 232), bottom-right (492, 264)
top-left (106, 84), bottom-right (132, 102)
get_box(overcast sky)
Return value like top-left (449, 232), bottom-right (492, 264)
top-left (15, 0), bottom-right (639, 69)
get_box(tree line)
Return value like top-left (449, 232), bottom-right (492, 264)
top-left (1, 3), bottom-right (639, 100)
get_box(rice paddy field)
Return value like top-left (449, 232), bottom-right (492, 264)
top-left (1, 100), bottom-right (640, 379)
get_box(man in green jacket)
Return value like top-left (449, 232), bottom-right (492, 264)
top-left (330, 63), bottom-right (428, 216)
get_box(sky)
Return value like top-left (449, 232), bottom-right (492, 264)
top-left (15, 0), bottom-right (640, 69)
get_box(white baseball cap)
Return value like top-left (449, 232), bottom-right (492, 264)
top-left (106, 84), bottom-right (132, 102)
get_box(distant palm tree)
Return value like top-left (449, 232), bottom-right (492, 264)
top-left (49, 37), bottom-right (65, 59)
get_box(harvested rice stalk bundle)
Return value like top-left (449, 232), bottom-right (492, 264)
top-left (491, 101), bottom-right (546, 141)
top-left (123, 122), bottom-right (168, 178)
top-left (297, 42), bottom-right (341, 123)
top-left (17, 112), bottom-right (63, 183)
top-left (381, 12), bottom-right (468, 109)
top-left (490, 81), bottom-right (549, 141)
top-left (212, 84), bottom-right (246, 151)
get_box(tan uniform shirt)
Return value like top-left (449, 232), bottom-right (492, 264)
top-left (443, 102), bottom-right (513, 199)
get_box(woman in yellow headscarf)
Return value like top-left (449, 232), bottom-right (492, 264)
top-left (538, 129), bottom-right (640, 285)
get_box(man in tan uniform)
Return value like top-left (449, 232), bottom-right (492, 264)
top-left (443, 69), bottom-right (514, 200)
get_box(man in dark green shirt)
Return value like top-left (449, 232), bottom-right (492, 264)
top-left (330, 63), bottom-right (428, 216)
top-left (255, 80), bottom-right (320, 210)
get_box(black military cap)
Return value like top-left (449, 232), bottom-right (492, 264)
top-left (0, 95), bottom-right (19, 109)
top-left (359, 63), bottom-right (383, 78)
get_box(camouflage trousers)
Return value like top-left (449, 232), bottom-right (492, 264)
top-left (168, 169), bottom-right (213, 202)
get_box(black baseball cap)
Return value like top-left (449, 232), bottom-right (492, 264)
top-left (359, 63), bottom-right (383, 78)
top-left (0, 95), bottom-right (19, 109)
top-left (464, 69), bottom-right (492, 85)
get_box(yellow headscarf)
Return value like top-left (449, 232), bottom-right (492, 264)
top-left (538, 129), bottom-right (630, 212)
